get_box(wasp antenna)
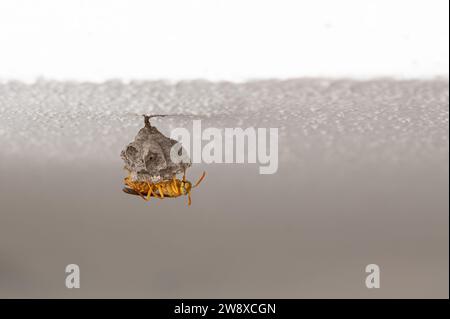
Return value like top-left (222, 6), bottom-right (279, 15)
top-left (193, 171), bottom-right (206, 188)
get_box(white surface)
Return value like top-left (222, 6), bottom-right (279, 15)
top-left (0, 0), bottom-right (448, 81)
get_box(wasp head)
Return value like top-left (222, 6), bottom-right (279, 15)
top-left (180, 181), bottom-right (192, 195)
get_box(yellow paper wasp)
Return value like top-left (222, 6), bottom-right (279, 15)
top-left (123, 171), bottom-right (206, 206)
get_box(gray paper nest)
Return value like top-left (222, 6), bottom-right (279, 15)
top-left (120, 115), bottom-right (191, 183)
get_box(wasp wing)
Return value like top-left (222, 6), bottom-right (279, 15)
top-left (122, 187), bottom-right (141, 196)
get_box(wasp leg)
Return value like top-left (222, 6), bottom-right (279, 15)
top-left (157, 184), bottom-right (165, 198)
top-left (188, 190), bottom-right (192, 206)
top-left (146, 182), bottom-right (153, 201)
top-left (150, 185), bottom-right (159, 199)
top-left (170, 182), bottom-right (178, 195)
top-left (171, 176), bottom-right (180, 195)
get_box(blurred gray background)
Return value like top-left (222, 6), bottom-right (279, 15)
top-left (0, 79), bottom-right (448, 298)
